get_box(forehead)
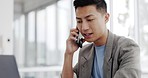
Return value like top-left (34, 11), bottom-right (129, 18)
top-left (76, 5), bottom-right (101, 18)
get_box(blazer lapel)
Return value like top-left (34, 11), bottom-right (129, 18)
top-left (79, 31), bottom-right (115, 78)
top-left (80, 44), bottom-right (95, 78)
top-left (103, 31), bottom-right (114, 78)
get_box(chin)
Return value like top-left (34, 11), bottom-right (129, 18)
top-left (85, 39), bottom-right (95, 42)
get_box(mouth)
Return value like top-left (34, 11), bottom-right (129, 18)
top-left (83, 33), bottom-right (93, 39)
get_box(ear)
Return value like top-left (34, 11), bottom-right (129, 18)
top-left (105, 13), bottom-right (110, 23)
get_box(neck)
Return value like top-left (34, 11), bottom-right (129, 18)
top-left (94, 29), bottom-right (108, 46)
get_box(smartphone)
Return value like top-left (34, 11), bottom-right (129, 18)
top-left (75, 29), bottom-right (84, 48)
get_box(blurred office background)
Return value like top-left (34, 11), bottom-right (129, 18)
top-left (0, 0), bottom-right (148, 78)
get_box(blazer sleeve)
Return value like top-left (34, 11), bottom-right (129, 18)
top-left (114, 39), bottom-right (141, 78)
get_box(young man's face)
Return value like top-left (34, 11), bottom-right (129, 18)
top-left (76, 5), bottom-right (109, 42)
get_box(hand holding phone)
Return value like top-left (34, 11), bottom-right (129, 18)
top-left (75, 28), bottom-right (84, 48)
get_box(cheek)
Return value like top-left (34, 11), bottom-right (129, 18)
top-left (92, 22), bottom-right (105, 35)
top-left (97, 20), bottom-right (106, 29)
top-left (89, 19), bottom-right (105, 32)
top-left (93, 22), bottom-right (103, 31)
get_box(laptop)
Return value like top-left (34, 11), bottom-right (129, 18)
top-left (0, 55), bottom-right (20, 78)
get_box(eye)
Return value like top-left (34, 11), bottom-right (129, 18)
top-left (77, 20), bottom-right (82, 23)
top-left (87, 19), bottom-right (94, 22)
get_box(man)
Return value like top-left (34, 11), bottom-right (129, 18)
top-left (61, 0), bottom-right (141, 78)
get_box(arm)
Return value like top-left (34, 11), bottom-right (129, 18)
top-left (61, 28), bottom-right (79, 78)
top-left (62, 53), bottom-right (74, 78)
top-left (114, 39), bottom-right (141, 78)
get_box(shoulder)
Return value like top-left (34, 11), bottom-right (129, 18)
top-left (107, 31), bottom-right (139, 51)
top-left (114, 35), bottom-right (140, 58)
top-left (113, 35), bottom-right (141, 75)
top-left (115, 35), bottom-right (139, 49)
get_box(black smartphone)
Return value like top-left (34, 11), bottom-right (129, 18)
top-left (75, 29), bottom-right (84, 48)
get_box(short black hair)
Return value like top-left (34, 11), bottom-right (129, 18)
top-left (73, 0), bottom-right (107, 13)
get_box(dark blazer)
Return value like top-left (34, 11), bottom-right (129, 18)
top-left (73, 31), bottom-right (141, 78)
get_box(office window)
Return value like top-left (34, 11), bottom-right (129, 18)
top-left (17, 1), bottom-right (65, 77)
top-left (26, 11), bottom-right (36, 67)
top-left (57, 0), bottom-right (71, 65)
top-left (28, 12), bottom-right (35, 43)
top-left (18, 15), bottom-right (25, 67)
top-left (139, 0), bottom-right (148, 77)
top-left (23, 72), bottom-right (35, 78)
top-left (112, 0), bottom-right (135, 40)
top-left (14, 20), bottom-right (19, 40)
top-left (14, 19), bottom-right (19, 55)
top-left (46, 4), bottom-right (57, 65)
top-left (36, 9), bottom-right (46, 66)
top-left (14, 15), bottom-right (25, 67)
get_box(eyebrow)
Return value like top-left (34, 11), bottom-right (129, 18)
top-left (76, 14), bottom-right (94, 20)
top-left (76, 17), bottom-right (81, 20)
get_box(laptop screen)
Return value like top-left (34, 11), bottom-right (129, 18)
top-left (0, 55), bottom-right (20, 78)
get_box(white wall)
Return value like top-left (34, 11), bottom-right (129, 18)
top-left (0, 0), bottom-right (13, 54)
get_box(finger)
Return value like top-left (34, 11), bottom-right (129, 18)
top-left (70, 28), bottom-right (78, 33)
top-left (70, 31), bottom-right (79, 37)
top-left (68, 37), bottom-right (77, 42)
top-left (70, 37), bottom-right (77, 41)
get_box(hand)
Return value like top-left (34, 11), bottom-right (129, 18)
top-left (65, 28), bottom-right (79, 55)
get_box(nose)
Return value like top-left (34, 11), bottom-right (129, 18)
top-left (82, 21), bottom-right (89, 31)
